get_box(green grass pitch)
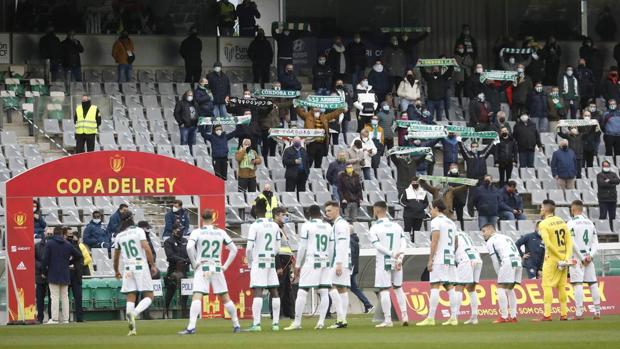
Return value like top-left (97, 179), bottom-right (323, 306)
top-left (1, 315), bottom-right (619, 349)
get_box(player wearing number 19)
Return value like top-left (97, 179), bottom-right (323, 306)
top-left (178, 209), bottom-right (241, 335)
top-left (245, 199), bottom-right (282, 332)
top-left (113, 211), bottom-right (158, 336)
top-left (537, 199), bottom-right (573, 321)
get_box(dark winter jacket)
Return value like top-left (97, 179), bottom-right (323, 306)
top-left (271, 29), bottom-right (299, 58)
top-left (338, 172), bottom-right (363, 203)
top-left (399, 188), bottom-right (428, 219)
top-left (61, 38), bottom-right (83, 68)
top-left (106, 210), bottom-right (121, 237)
top-left (557, 130), bottom-right (587, 159)
top-left (248, 36), bottom-right (273, 66)
top-left (163, 235), bottom-right (190, 276)
top-left (515, 232), bottom-right (545, 273)
top-left (575, 65), bottom-right (596, 99)
top-left (421, 67), bottom-right (454, 100)
top-left (203, 128), bottom-right (239, 158)
top-left (513, 120), bottom-right (542, 151)
top-left (350, 233), bottom-right (361, 274)
top-left (468, 100), bottom-right (492, 126)
top-left (597, 170), bottom-right (620, 202)
top-left (458, 142), bottom-right (494, 180)
top-left (83, 220), bottom-right (108, 249)
top-left (42, 235), bottom-right (83, 285)
top-left (551, 148), bottom-right (577, 179)
top-left (163, 208), bottom-right (190, 237)
top-left (278, 71), bottom-right (302, 91)
top-left (227, 98), bottom-right (274, 137)
top-left (455, 34), bottom-right (478, 59)
top-left (469, 183), bottom-right (501, 216)
top-left (236, 1), bottom-right (260, 29)
top-left (326, 160), bottom-right (346, 186)
top-left (206, 71), bottom-right (231, 104)
top-left (512, 75), bottom-right (532, 105)
top-left (174, 98), bottom-right (199, 128)
top-left (39, 32), bottom-right (62, 62)
top-left (346, 41), bottom-right (367, 72)
top-left (368, 69), bottom-right (391, 96)
top-left (427, 136), bottom-right (460, 165)
top-left (35, 238), bottom-right (47, 284)
top-left (391, 154), bottom-right (424, 192)
top-left (602, 110), bottom-right (620, 136)
top-left (499, 186), bottom-right (524, 213)
top-left (34, 215), bottom-right (47, 239)
top-left (194, 86), bottom-right (214, 117)
top-left (179, 34), bottom-right (202, 66)
top-left (602, 75), bottom-right (620, 103)
top-left (494, 135), bottom-right (518, 164)
top-left (312, 63), bottom-right (333, 91)
top-left (527, 91), bottom-right (549, 119)
top-left (283, 146), bottom-right (310, 179)
top-left (466, 72), bottom-right (485, 98)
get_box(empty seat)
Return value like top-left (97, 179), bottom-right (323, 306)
top-left (44, 119), bottom-right (61, 134)
top-left (518, 220), bottom-right (536, 232)
top-left (142, 95), bottom-right (159, 108)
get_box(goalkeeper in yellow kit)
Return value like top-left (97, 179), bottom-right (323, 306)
top-left (536, 199), bottom-right (573, 321)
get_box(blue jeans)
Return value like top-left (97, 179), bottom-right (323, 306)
top-left (350, 273), bottom-right (372, 308)
top-left (180, 126), bottom-right (197, 154)
top-left (65, 67), bottom-right (82, 82)
top-left (213, 104), bottom-right (228, 118)
top-left (427, 99), bottom-right (444, 121)
top-left (499, 211), bottom-right (527, 221)
top-left (532, 117), bottom-right (549, 132)
top-left (331, 185), bottom-right (340, 202)
top-left (518, 151), bottom-right (535, 168)
top-left (118, 64), bottom-right (132, 82)
top-left (566, 100), bottom-right (578, 119)
top-left (478, 215), bottom-right (498, 229)
top-left (400, 99), bottom-right (412, 112)
top-left (362, 167), bottom-right (373, 180)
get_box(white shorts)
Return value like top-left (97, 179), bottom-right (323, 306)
top-left (121, 267), bottom-right (153, 294)
top-left (250, 267), bottom-right (280, 289)
top-left (331, 267), bottom-right (352, 288)
top-left (374, 268), bottom-right (403, 289)
top-left (192, 271), bottom-right (229, 295)
top-left (498, 264), bottom-right (523, 285)
top-left (299, 265), bottom-right (332, 289)
top-left (429, 264), bottom-right (456, 285)
top-left (570, 262), bottom-right (597, 284)
top-left (456, 261), bottom-right (483, 285)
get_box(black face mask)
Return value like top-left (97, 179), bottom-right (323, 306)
top-left (484, 180), bottom-right (491, 185)
top-left (336, 85), bottom-right (344, 89)
top-left (263, 190), bottom-right (272, 197)
top-left (501, 133), bottom-right (508, 138)
top-left (412, 184), bottom-right (419, 189)
top-left (415, 104), bottom-right (422, 110)
top-left (82, 101), bottom-right (91, 109)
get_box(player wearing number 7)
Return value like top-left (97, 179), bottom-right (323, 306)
top-left (567, 200), bottom-right (601, 320)
top-left (536, 199), bottom-right (573, 321)
top-left (178, 209), bottom-right (241, 335)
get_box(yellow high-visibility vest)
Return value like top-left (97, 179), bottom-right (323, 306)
top-left (254, 193), bottom-right (279, 219)
top-left (75, 105), bottom-right (98, 134)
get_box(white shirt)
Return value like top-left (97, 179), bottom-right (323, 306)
top-left (568, 214), bottom-right (599, 260)
top-left (188, 225), bottom-right (235, 272)
top-left (332, 216), bottom-right (351, 268)
top-left (352, 136), bottom-right (377, 168)
top-left (369, 218), bottom-right (407, 271)
top-left (429, 214), bottom-right (457, 265)
top-left (486, 233), bottom-right (522, 268)
top-left (246, 218), bottom-right (281, 268)
top-left (114, 227), bottom-right (148, 269)
top-left (296, 219), bottom-right (334, 268)
top-left (455, 231), bottom-right (481, 263)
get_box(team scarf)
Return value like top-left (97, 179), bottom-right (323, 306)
top-left (480, 70), bottom-right (518, 83)
top-left (406, 131), bottom-right (447, 139)
top-left (269, 128), bottom-right (326, 138)
top-left (396, 119), bottom-right (421, 128)
top-left (199, 115), bottom-right (251, 126)
top-left (380, 27), bottom-right (431, 33)
top-left (272, 21), bottom-right (311, 32)
top-left (293, 95), bottom-right (346, 109)
top-left (228, 97), bottom-right (273, 107)
top-left (416, 58), bottom-right (459, 67)
top-left (252, 89), bottom-right (300, 99)
top-left (445, 125), bottom-right (474, 132)
top-left (501, 48), bottom-right (533, 55)
top-left (557, 119), bottom-right (599, 127)
top-left (407, 124), bottom-right (445, 132)
top-left (419, 175), bottom-right (478, 186)
top-left (457, 131), bottom-right (498, 139)
top-left (386, 146), bottom-right (432, 156)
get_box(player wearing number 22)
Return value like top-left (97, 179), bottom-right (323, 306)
top-left (178, 209), bottom-right (241, 335)
top-left (537, 199), bottom-right (573, 321)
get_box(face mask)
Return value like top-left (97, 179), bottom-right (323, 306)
top-left (354, 38), bottom-right (361, 43)
top-left (313, 111), bottom-right (321, 118)
top-left (382, 105), bottom-right (390, 111)
top-left (603, 167), bottom-right (611, 173)
top-left (610, 104), bottom-right (617, 110)
top-left (371, 120), bottom-right (379, 126)
top-left (318, 59), bottom-right (326, 65)
top-left (337, 157), bottom-right (346, 163)
top-left (478, 94), bottom-right (485, 102)
top-left (391, 40), bottom-right (398, 46)
top-left (476, 67), bottom-right (483, 74)
top-left (413, 140), bottom-right (421, 146)
top-left (520, 115), bottom-right (529, 122)
top-left (186, 96), bottom-right (193, 102)
top-left (457, 49), bottom-right (464, 53)
top-left (535, 86), bottom-right (543, 92)
top-left (336, 84), bottom-right (344, 89)
top-left (215, 130), bottom-right (223, 136)
top-left (501, 132), bottom-right (508, 138)
top-left (589, 106), bottom-right (596, 112)
top-left (402, 35), bottom-right (409, 41)
top-left (373, 64), bottom-right (383, 72)
top-left (345, 168), bottom-right (353, 175)
top-left (449, 168), bottom-right (459, 175)
top-left (172, 207), bottom-right (180, 213)
top-left (464, 30), bottom-right (470, 35)
top-left (362, 136), bottom-right (369, 142)
top-left (509, 58), bottom-right (516, 64)
top-left (263, 190), bottom-right (272, 196)
top-left (583, 116), bottom-right (591, 121)
top-left (566, 70), bottom-right (573, 76)
top-left (293, 141), bottom-right (302, 148)
top-left (82, 101), bottom-right (91, 109)
top-left (561, 145), bottom-right (568, 150)
top-left (283, 30), bottom-right (290, 36)
top-left (93, 219), bottom-right (101, 224)
top-left (415, 104), bottom-right (422, 110)
top-left (286, 69), bottom-right (293, 74)
top-left (273, 86), bottom-right (281, 90)
top-left (214, 66), bottom-right (222, 73)
top-left (412, 184), bottom-right (419, 189)
top-left (361, 80), bottom-right (368, 87)
top-left (471, 146), bottom-right (479, 151)
top-left (243, 94), bottom-right (251, 99)
top-left (484, 179), bottom-right (491, 185)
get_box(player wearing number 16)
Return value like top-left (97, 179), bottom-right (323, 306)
top-left (537, 199), bottom-right (573, 321)
top-left (178, 209), bottom-right (241, 335)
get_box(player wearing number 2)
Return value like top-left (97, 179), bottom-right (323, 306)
top-left (568, 200), bottom-right (601, 320)
top-left (113, 211), bottom-right (158, 336)
top-left (537, 199), bottom-right (573, 321)
top-left (245, 199), bottom-right (282, 331)
top-left (178, 209), bottom-right (240, 335)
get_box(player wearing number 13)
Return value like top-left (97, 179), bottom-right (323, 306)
top-left (178, 209), bottom-right (241, 335)
top-left (537, 199), bottom-right (573, 321)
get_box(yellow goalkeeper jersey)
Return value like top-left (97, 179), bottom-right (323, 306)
top-left (538, 215), bottom-right (573, 262)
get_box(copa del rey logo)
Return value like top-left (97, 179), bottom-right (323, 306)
top-left (110, 154), bottom-right (125, 173)
top-left (13, 212), bottom-right (26, 226)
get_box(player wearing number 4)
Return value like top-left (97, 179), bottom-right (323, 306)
top-left (417, 199), bottom-right (458, 327)
top-left (536, 199), bottom-right (573, 322)
top-left (245, 200), bottom-right (282, 332)
top-left (481, 224), bottom-right (522, 324)
top-left (178, 209), bottom-right (241, 335)
top-left (113, 211), bottom-right (158, 336)
top-left (285, 205), bottom-right (335, 331)
top-left (370, 201), bottom-right (409, 328)
top-left (567, 200), bottom-right (601, 320)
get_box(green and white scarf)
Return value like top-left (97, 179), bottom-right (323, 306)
top-left (380, 27), bottom-right (431, 33)
top-left (501, 48), bottom-right (533, 55)
top-left (406, 131), bottom-right (447, 139)
top-left (396, 120), bottom-right (421, 128)
top-left (199, 115), bottom-right (251, 126)
top-left (269, 128), bottom-right (326, 138)
top-left (293, 95), bottom-right (346, 109)
top-left (252, 89), bottom-right (300, 99)
top-left (416, 58), bottom-right (458, 67)
top-left (457, 131), bottom-right (498, 139)
top-left (272, 21), bottom-right (311, 32)
top-left (558, 119), bottom-right (599, 127)
top-left (239, 149), bottom-right (257, 170)
top-left (419, 175), bottom-right (478, 186)
top-left (386, 146), bottom-right (432, 156)
top-left (408, 124), bottom-right (446, 132)
top-left (480, 70), bottom-right (518, 83)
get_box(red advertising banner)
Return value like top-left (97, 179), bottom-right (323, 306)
top-left (392, 277), bottom-right (620, 321)
top-left (201, 248), bottom-right (252, 320)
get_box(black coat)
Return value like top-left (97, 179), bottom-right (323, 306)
top-left (513, 120), bottom-right (541, 151)
top-left (312, 63), bottom-right (333, 90)
top-left (400, 190), bottom-right (428, 219)
top-left (39, 32), bottom-right (62, 62)
top-left (206, 71), bottom-right (231, 104)
top-left (35, 239), bottom-right (47, 284)
top-left (465, 72), bottom-right (485, 98)
top-left (278, 71), bottom-right (302, 91)
top-left (179, 34), bottom-right (202, 66)
top-left (271, 29), bottom-right (299, 58)
top-left (174, 99), bottom-right (199, 127)
top-left (575, 66), bottom-right (596, 99)
top-left (346, 42), bottom-right (367, 72)
top-left (602, 77), bottom-right (620, 103)
top-left (42, 236), bottom-right (83, 285)
top-left (391, 154), bottom-right (422, 192)
top-left (248, 37), bottom-right (273, 66)
top-left (494, 135), bottom-right (518, 164)
top-left (421, 67), bottom-right (454, 100)
top-left (597, 171), bottom-right (620, 202)
top-left (350, 233), bottom-right (361, 274)
top-left (194, 86), bottom-right (214, 117)
top-left (459, 142), bottom-right (494, 180)
top-left (164, 235), bottom-right (190, 276)
top-left (338, 172), bottom-right (363, 203)
top-left (282, 146), bottom-right (310, 179)
top-left (527, 91), bottom-right (549, 119)
top-left (61, 38), bottom-right (83, 68)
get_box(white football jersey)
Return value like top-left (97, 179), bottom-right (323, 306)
top-left (332, 216), bottom-right (351, 268)
top-left (188, 225), bottom-right (233, 271)
top-left (455, 231), bottom-right (481, 263)
top-left (486, 233), bottom-right (522, 267)
top-left (429, 214), bottom-right (457, 265)
top-left (247, 218), bottom-right (281, 268)
top-left (298, 219), bottom-right (334, 268)
top-left (114, 227), bottom-right (148, 266)
top-left (568, 215), bottom-right (598, 258)
top-left (369, 218), bottom-right (407, 270)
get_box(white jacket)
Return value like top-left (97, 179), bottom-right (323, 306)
top-left (354, 84), bottom-right (378, 117)
top-left (397, 79), bottom-right (421, 101)
top-left (352, 136), bottom-right (377, 168)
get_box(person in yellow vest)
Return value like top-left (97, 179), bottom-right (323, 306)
top-left (73, 95), bottom-right (101, 154)
top-left (251, 183), bottom-right (279, 218)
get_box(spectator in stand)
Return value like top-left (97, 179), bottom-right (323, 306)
top-left (598, 160), bottom-right (620, 222)
top-left (327, 151), bottom-right (348, 202)
top-left (499, 50), bottom-right (531, 72)
top-left (338, 163), bottom-right (363, 222)
top-left (491, 111), bottom-right (511, 134)
top-left (391, 152), bottom-right (424, 194)
top-left (353, 129), bottom-right (377, 180)
top-left (498, 180), bottom-right (526, 221)
top-left (515, 223), bottom-right (545, 279)
top-left (551, 139), bottom-right (577, 189)
top-left (400, 177), bottom-right (430, 241)
top-left (468, 91), bottom-right (492, 130)
top-left (581, 110), bottom-right (601, 167)
top-left (468, 175), bottom-right (500, 229)
top-left (163, 199), bottom-right (190, 237)
top-left (34, 200), bottom-right (47, 239)
top-left (397, 112), bottom-right (410, 146)
top-left (247, 29), bottom-right (273, 88)
top-left (346, 139), bottom-right (365, 176)
top-left (283, 137), bottom-right (309, 192)
top-left (365, 115), bottom-right (385, 171)
top-left (202, 124), bottom-right (239, 180)
top-left (349, 227), bottom-right (374, 313)
top-left (312, 55), bottom-right (333, 95)
top-left (454, 24), bottom-right (477, 60)
top-left (466, 64), bottom-right (485, 100)
top-left (111, 31), bottom-right (134, 83)
top-left (347, 33), bottom-right (367, 86)
top-left (420, 64), bottom-right (454, 121)
top-left (559, 66), bottom-right (579, 119)
top-left (377, 101), bottom-right (395, 150)
top-left (382, 36), bottom-right (407, 91)
top-left (397, 69), bottom-right (422, 112)
top-left (354, 77), bottom-right (378, 132)
top-left (272, 26), bottom-right (299, 75)
top-left (602, 99), bottom-right (620, 156)
top-left (83, 211), bottom-right (109, 249)
top-left (527, 46), bottom-right (545, 85)
top-left (407, 99), bottom-right (433, 124)
top-left (400, 30), bottom-right (429, 68)
top-left (64, 228), bottom-right (86, 322)
top-left (60, 30), bottom-right (83, 82)
top-left (426, 132), bottom-right (460, 176)
top-left (295, 106), bottom-right (344, 168)
top-left (495, 127), bottom-right (518, 186)
top-left (74, 95), bottom-right (101, 154)
top-left (458, 138), bottom-right (495, 180)
top-left (483, 80), bottom-right (503, 119)
top-left (216, 0), bottom-right (237, 36)
top-left (39, 26), bottom-right (63, 81)
top-left (575, 58), bottom-right (596, 110)
top-left (454, 43), bottom-right (474, 109)
top-left (228, 89), bottom-right (274, 151)
top-left (278, 63), bottom-right (302, 122)
top-left (527, 82), bottom-right (550, 132)
top-left (332, 79), bottom-right (353, 144)
top-left (35, 228), bottom-right (52, 323)
top-left (207, 62), bottom-right (231, 118)
top-left (513, 114), bottom-right (542, 168)
top-left (174, 90), bottom-right (199, 155)
top-left (547, 86), bottom-right (566, 130)
top-left (236, 0), bottom-right (260, 36)
top-left (106, 203), bottom-right (128, 238)
top-left (250, 184), bottom-right (279, 219)
top-left (557, 124), bottom-right (596, 178)
top-left (236, 138), bottom-right (261, 192)
top-left (580, 37), bottom-right (605, 92)
top-left (512, 64), bottom-right (533, 120)
top-left (163, 223), bottom-right (190, 318)
top-left (368, 59), bottom-right (391, 107)
top-left (194, 78), bottom-right (214, 127)
top-left (602, 67), bottom-right (620, 105)
top-left (327, 36), bottom-right (348, 82)
top-left (542, 36), bottom-right (562, 86)
top-left (179, 26), bottom-right (202, 83)
top-left (595, 6), bottom-right (617, 41)
top-left (42, 226), bottom-right (82, 324)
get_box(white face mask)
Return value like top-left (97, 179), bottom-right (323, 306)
top-left (214, 66), bottom-right (222, 73)
top-left (509, 58), bottom-right (516, 64)
top-left (313, 111), bottom-right (321, 118)
top-left (382, 105), bottom-right (390, 111)
top-left (93, 219), bottom-right (101, 224)
top-left (517, 67), bottom-right (524, 73)
top-left (531, 53), bottom-right (539, 60)
top-left (361, 80), bottom-right (368, 87)
top-left (603, 167), bottom-right (611, 173)
top-left (273, 86), bottom-right (281, 90)
top-left (520, 115), bottom-right (529, 122)
top-left (477, 93), bottom-right (485, 101)
top-left (457, 48), bottom-right (464, 53)
top-left (391, 40), bottom-right (398, 46)
top-left (172, 207), bottom-right (179, 213)
top-left (535, 86), bottom-right (543, 92)
top-left (215, 130), bottom-right (223, 136)
top-left (589, 106), bottom-right (596, 112)
top-left (449, 168), bottom-right (459, 174)
top-left (318, 59), bottom-right (326, 65)
top-left (186, 96), bottom-right (193, 102)
top-left (476, 67), bottom-right (483, 74)
top-left (243, 94), bottom-right (251, 99)
top-left (371, 120), bottom-right (379, 126)
top-left (373, 64), bottom-right (383, 72)
top-left (610, 104), bottom-right (618, 110)
top-left (583, 116), bottom-right (591, 120)
top-left (354, 38), bottom-right (361, 43)
top-left (362, 136), bottom-right (369, 141)
top-left (566, 70), bottom-right (573, 76)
